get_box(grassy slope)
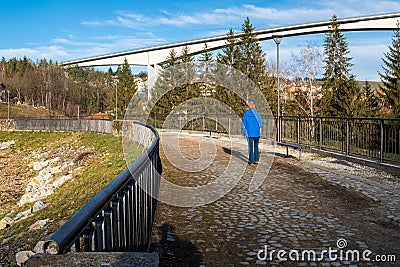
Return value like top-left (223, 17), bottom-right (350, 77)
top-left (0, 103), bottom-right (64, 118)
top-left (0, 131), bottom-right (144, 264)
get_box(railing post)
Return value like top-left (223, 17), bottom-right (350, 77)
top-left (380, 119), bottom-right (384, 163)
top-left (319, 117), bottom-right (323, 149)
top-left (346, 118), bottom-right (350, 156)
top-left (95, 217), bottom-right (104, 252)
top-left (104, 208), bottom-right (112, 252)
top-left (228, 117), bottom-right (231, 135)
top-left (111, 199), bottom-right (119, 251)
top-left (297, 116), bottom-right (301, 144)
top-left (277, 116), bottom-right (281, 142)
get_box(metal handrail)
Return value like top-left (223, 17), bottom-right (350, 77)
top-left (43, 121), bottom-right (161, 254)
top-left (279, 115), bottom-right (400, 121)
top-left (279, 115), bottom-right (400, 166)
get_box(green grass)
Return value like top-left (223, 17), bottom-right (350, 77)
top-left (0, 130), bottom-right (144, 264)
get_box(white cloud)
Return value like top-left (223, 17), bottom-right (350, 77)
top-left (315, 0), bottom-right (400, 17)
top-left (0, 33), bottom-right (167, 63)
top-left (80, 1), bottom-right (400, 31)
top-left (5, 0), bottom-right (395, 78)
top-left (0, 46), bottom-right (68, 61)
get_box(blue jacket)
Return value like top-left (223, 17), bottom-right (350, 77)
top-left (242, 109), bottom-right (264, 137)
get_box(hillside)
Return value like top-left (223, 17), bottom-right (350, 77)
top-left (0, 131), bottom-right (144, 265)
top-left (0, 103), bottom-right (65, 118)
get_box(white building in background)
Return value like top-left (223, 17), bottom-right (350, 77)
top-left (134, 77), bottom-right (147, 99)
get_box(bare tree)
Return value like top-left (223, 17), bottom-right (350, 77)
top-left (290, 43), bottom-right (322, 116)
top-left (290, 43), bottom-right (322, 137)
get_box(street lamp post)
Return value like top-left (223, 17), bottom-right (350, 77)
top-left (112, 76), bottom-right (118, 120)
top-left (7, 90), bottom-right (10, 121)
top-left (273, 36), bottom-right (282, 142)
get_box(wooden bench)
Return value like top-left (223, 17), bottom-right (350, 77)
top-left (205, 129), bottom-right (226, 137)
top-left (277, 141), bottom-right (309, 160)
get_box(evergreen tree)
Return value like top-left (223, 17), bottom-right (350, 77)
top-left (216, 19), bottom-right (274, 114)
top-left (215, 28), bottom-right (246, 113)
top-left (107, 67), bottom-right (114, 76)
top-left (199, 43), bottom-right (213, 63)
top-left (162, 49), bottom-right (178, 69)
top-left (198, 43), bottom-right (214, 80)
top-left (217, 28), bottom-right (241, 69)
top-left (114, 58), bottom-right (137, 118)
top-left (179, 45), bottom-right (194, 63)
top-left (361, 80), bottom-right (381, 117)
top-left (150, 47), bottom-right (199, 115)
top-left (378, 22), bottom-right (400, 118)
top-left (320, 15), bottom-right (362, 117)
top-left (238, 17), bottom-right (266, 87)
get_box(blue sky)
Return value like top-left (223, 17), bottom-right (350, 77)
top-left (1, 0), bottom-right (399, 81)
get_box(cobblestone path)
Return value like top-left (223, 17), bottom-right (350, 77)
top-left (152, 133), bottom-right (400, 267)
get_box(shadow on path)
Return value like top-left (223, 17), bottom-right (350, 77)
top-left (152, 223), bottom-right (203, 267)
top-left (222, 147), bottom-right (248, 163)
top-left (268, 151), bottom-right (297, 160)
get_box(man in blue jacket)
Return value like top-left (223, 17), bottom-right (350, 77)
top-left (242, 101), bottom-right (264, 165)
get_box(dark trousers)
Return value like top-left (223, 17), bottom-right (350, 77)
top-left (247, 137), bottom-right (260, 164)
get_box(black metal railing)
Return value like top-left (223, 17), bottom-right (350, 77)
top-left (127, 114), bottom-right (399, 167)
top-left (40, 121), bottom-right (161, 254)
top-left (280, 116), bottom-right (400, 165)
top-left (126, 113), bottom-right (276, 140)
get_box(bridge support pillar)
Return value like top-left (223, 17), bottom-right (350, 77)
top-left (147, 64), bottom-right (162, 100)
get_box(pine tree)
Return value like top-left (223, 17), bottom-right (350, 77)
top-left (217, 28), bottom-right (241, 69)
top-left (217, 19), bottom-right (273, 111)
top-left (199, 43), bottom-right (213, 63)
top-left (238, 17), bottom-right (266, 88)
top-left (114, 58), bottom-right (137, 118)
top-left (150, 47), bottom-right (200, 115)
top-left (361, 80), bottom-right (381, 117)
top-left (179, 45), bottom-right (194, 63)
top-left (162, 49), bottom-right (178, 69)
top-left (378, 22), bottom-right (400, 118)
top-left (107, 67), bottom-right (114, 76)
top-left (215, 28), bottom-right (246, 113)
top-left (320, 15), bottom-right (361, 117)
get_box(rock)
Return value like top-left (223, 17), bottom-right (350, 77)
top-left (18, 193), bottom-right (37, 207)
top-left (256, 260), bottom-right (267, 265)
top-left (0, 217), bottom-right (12, 230)
top-left (15, 250), bottom-right (35, 266)
top-left (45, 242), bottom-right (59, 255)
top-left (32, 200), bottom-right (46, 212)
top-left (14, 209), bottom-right (32, 221)
top-left (29, 219), bottom-right (49, 231)
top-left (32, 160), bottom-right (49, 171)
top-left (0, 140), bottom-right (15, 150)
top-left (52, 174), bottom-right (72, 189)
top-left (33, 241), bottom-right (46, 254)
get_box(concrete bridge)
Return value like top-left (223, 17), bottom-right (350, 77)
top-left (61, 12), bottom-right (400, 92)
